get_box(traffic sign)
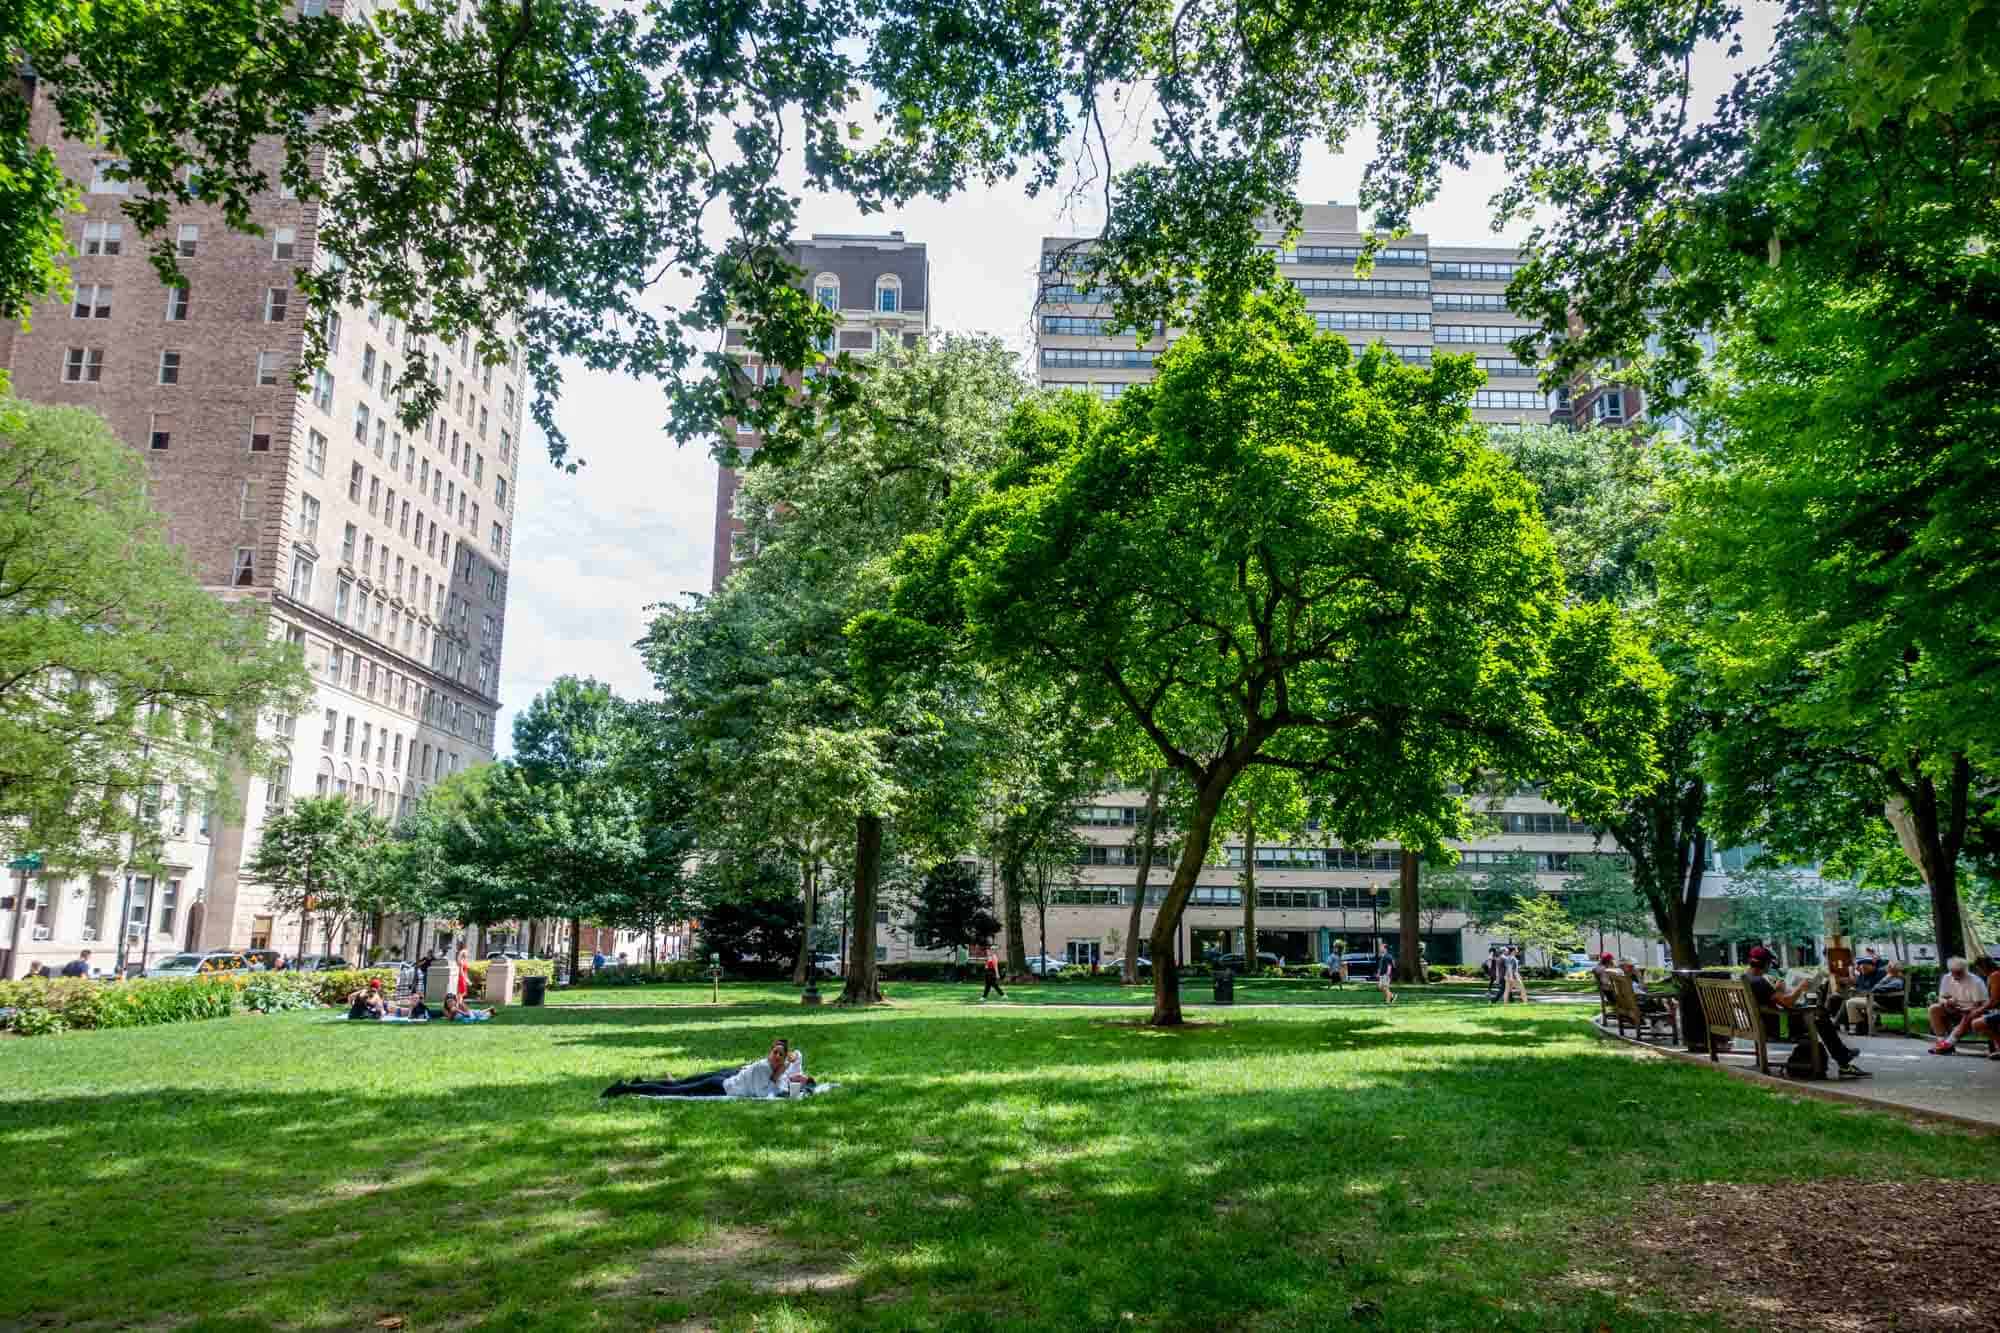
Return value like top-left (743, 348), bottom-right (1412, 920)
top-left (7, 854), bottom-right (42, 872)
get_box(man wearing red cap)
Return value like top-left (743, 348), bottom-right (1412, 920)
top-left (1743, 945), bottom-right (1871, 1078)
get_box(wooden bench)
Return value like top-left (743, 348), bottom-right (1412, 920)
top-left (1694, 976), bottom-right (1821, 1077)
top-left (1608, 972), bottom-right (1679, 1045)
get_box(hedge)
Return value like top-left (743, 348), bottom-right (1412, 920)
top-left (0, 975), bottom-right (242, 1036)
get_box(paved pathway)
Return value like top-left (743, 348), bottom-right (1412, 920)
top-left (1600, 1021), bottom-right (2000, 1129)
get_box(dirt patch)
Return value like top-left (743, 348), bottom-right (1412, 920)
top-left (608, 1225), bottom-right (855, 1303)
top-left (1587, 1179), bottom-right (2000, 1332)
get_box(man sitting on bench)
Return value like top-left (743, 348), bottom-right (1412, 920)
top-left (1742, 946), bottom-right (1871, 1079)
top-left (1618, 957), bottom-right (1677, 1025)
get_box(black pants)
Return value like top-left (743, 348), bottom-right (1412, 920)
top-left (982, 974), bottom-right (1005, 998)
top-left (1486, 971), bottom-right (1504, 1003)
top-left (1778, 1013), bottom-right (1858, 1070)
top-left (624, 1068), bottom-right (734, 1097)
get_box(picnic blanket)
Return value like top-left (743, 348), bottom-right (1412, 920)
top-left (635, 1083), bottom-right (840, 1101)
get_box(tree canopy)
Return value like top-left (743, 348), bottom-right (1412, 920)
top-left (866, 291), bottom-right (1666, 1023)
top-left (0, 396), bottom-right (310, 874)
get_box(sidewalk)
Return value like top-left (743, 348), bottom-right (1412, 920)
top-left (1597, 1020), bottom-right (2000, 1129)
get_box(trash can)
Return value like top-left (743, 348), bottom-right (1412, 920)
top-left (1213, 967), bottom-right (1235, 1005)
top-left (522, 974), bottom-right (547, 1007)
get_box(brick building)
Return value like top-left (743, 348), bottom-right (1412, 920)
top-left (711, 231), bottom-right (930, 592)
top-left (0, 77), bottom-right (522, 975)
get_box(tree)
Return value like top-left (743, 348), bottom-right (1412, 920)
top-left (1413, 864), bottom-right (1476, 940)
top-left (1560, 855), bottom-right (1653, 955)
top-left (1659, 277), bottom-right (2000, 961)
top-left (1216, 767), bottom-right (1307, 975)
top-left (646, 337), bottom-right (1025, 1005)
top-left (1463, 853), bottom-right (1539, 935)
top-left (0, 396), bottom-right (311, 875)
top-left (910, 861), bottom-right (1001, 953)
top-left (242, 796), bottom-right (373, 962)
top-left (1119, 770), bottom-right (1170, 983)
top-left (1499, 894), bottom-right (1582, 973)
top-left (867, 291), bottom-right (1666, 1024)
top-left (1714, 868), bottom-right (1822, 962)
top-left (692, 857), bottom-right (804, 977)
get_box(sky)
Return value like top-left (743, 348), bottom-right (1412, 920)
top-left (494, 9), bottom-right (1778, 751)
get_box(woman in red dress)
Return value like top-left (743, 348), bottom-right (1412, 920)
top-left (455, 944), bottom-right (470, 999)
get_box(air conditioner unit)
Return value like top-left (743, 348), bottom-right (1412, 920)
top-left (127, 922), bottom-right (144, 939)
top-left (80, 927), bottom-right (99, 942)
top-left (31, 925), bottom-right (51, 941)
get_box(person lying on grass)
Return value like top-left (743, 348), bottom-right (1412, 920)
top-left (601, 1038), bottom-right (814, 1099)
top-left (442, 993), bottom-right (492, 1023)
top-left (346, 979), bottom-right (390, 1020)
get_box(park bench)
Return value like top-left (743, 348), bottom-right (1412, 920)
top-left (1694, 976), bottom-right (1817, 1077)
top-left (1850, 981), bottom-right (1916, 1037)
top-left (1607, 972), bottom-right (1678, 1045)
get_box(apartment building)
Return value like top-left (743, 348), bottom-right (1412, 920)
top-left (0, 86), bottom-right (522, 976)
top-left (711, 231), bottom-right (931, 592)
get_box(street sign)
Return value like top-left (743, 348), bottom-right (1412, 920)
top-left (7, 854), bottom-right (42, 871)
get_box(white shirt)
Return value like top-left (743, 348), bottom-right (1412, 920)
top-left (1938, 971), bottom-right (1986, 1008)
top-left (721, 1052), bottom-right (806, 1098)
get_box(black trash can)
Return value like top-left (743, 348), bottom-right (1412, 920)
top-left (522, 974), bottom-right (547, 1007)
top-left (1213, 968), bottom-right (1235, 1005)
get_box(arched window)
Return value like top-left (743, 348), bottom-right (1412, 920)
top-left (812, 274), bottom-right (839, 311)
top-left (875, 274), bottom-right (900, 314)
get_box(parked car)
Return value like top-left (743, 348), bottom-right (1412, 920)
top-left (239, 949), bottom-right (283, 972)
top-left (1025, 955), bottom-right (1068, 976)
top-left (147, 951), bottom-right (247, 977)
top-left (1561, 952), bottom-right (1600, 977)
top-left (1211, 951), bottom-right (1282, 970)
top-left (1327, 951), bottom-right (1382, 979)
top-left (484, 950), bottom-right (528, 961)
top-left (1101, 955), bottom-right (1152, 975)
top-left (811, 952), bottom-right (841, 977)
top-left (292, 954), bottom-right (352, 972)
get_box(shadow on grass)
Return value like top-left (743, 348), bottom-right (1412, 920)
top-left (2, 1005), bottom-right (1990, 1333)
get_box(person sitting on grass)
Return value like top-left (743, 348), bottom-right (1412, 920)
top-left (1742, 946), bottom-right (1870, 1079)
top-left (1931, 957), bottom-right (1998, 1054)
top-left (601, 1038), bottom-right (814, 1099)
top-left (442, 993), bottom-right (492, 1023)
top-left (347, 979), bottom-right (390, 1020)
top-left (399, 997), bottom-right (432, 1022)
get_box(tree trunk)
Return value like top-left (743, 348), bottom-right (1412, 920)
top-left (1146, 784), bottom-right (1228, 1026)
top-left (1001, 856), bottom-right (1029, 976)
top-left (566, 914), bottom-right (581, 983)
top-left (792, 861), bottom-right (815, 985)
top-left (1885, 763), bottom-right (1971, 961)
top-left (1396, 848), bottom-right (1422, 983)
top-left (1036, 869), bottom-right (1049, 977)
top-left (1124, 771), bottom-right (1164, 984)
top-left (1240, 804), bottom-right (1257, 976)
top-left (838, 813), bottom-right (886, 1004)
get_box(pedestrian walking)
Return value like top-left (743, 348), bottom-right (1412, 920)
top-left (1503, 946), bottom-right (1529, 1003)
top-left (1375, 946), bottom-right (1395, 1005)
top-left (1484, 946), bottom-right (1505, 1003)
top-left (454, 944), bottom-right (470, 1000)
top-left (980, 949), bottom-right (1006, 1001)
top-left (953, 943), bottom-right (969, 983)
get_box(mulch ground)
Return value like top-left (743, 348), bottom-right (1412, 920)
top-left (1587, 1179), bottom-right (1998, 1331)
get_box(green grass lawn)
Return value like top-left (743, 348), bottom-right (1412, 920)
top-left (545, 977), bottom-right (1598, 1008)
top-left (5, 995), bottom-right (1987, 1331)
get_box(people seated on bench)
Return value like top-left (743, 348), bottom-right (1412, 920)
top-left (442, 993), bottom-right (492, 1023)
top-left (1618, 958), bottom-right (1677, 1023)
top-left (1592, 953), bottom-right (1618, 991)
top-left (601, 1038), bottom-right (814, 1099)
top-left (1932, 957), bottom-right (1998, 1054)
top-left (1742, 946), bottom-right (1871, 1079)
top-left (347, 979), bottom-right (390, 1020)
top-left (1844, 960), bottom-right (1904, 1032)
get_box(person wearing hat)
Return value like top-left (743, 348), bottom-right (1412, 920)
top-left (1743, 945), bottom-right (1870, 1078)
top-left (346, 977), bottom-right (391, 1021)
top-left (1591, 952), bottom-right (1618, 994)
top-left (1618, 958), bottom-right (1677, 1025)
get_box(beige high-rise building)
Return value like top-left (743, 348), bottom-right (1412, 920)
top-left (0, 80), bottom-right (522, 975)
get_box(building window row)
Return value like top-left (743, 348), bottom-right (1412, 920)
top-left (1040, 316), bottom-right (1161, 337)
top-left (1432, 261), bottom-right (1525, 282)
top-left (1433, 292), bottom-right (1513, 312)
top-left (1312, 310), bottom-right (1430, 332)
top-left (1434, 324), bottom-right (1537, 345)
top-left (1038, 283), bottom-right (1117, 305)
top-left (1041, 348), bottom-right (1160, 369)
top-left (1472, 389), bottom-right (1554, 411)
top-left (1292, 277), bottom-right (1430, 299)
top-left (1472, 356), bottom-right (1537, 378)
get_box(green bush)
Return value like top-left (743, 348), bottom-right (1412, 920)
top-left (9, 1002), bottom-right (67, 1036)
top-left (242, 973), bottom-right (321, 1013)
top-left (306, 968), bottom-right (402, 1006)
top-left (0, 975), bottom-right (243, 1034)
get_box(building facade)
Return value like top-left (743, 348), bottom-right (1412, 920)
top-left (0, 82), bottom-right (522, 977)
top-left (711, 231), bottom-right (930, 592)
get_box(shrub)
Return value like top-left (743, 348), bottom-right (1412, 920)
top-left (9, 1002), bottom-right (67, 1036)
top-left (306, 968), bottom-right (401, 1006)
top-left (0, 975), bottom-right (244, 1034)
top-left (242, 973), bottom-right (321, 1013)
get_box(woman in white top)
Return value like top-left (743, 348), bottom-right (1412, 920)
top-left (602, 1039), bottom-right (814, 1099)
